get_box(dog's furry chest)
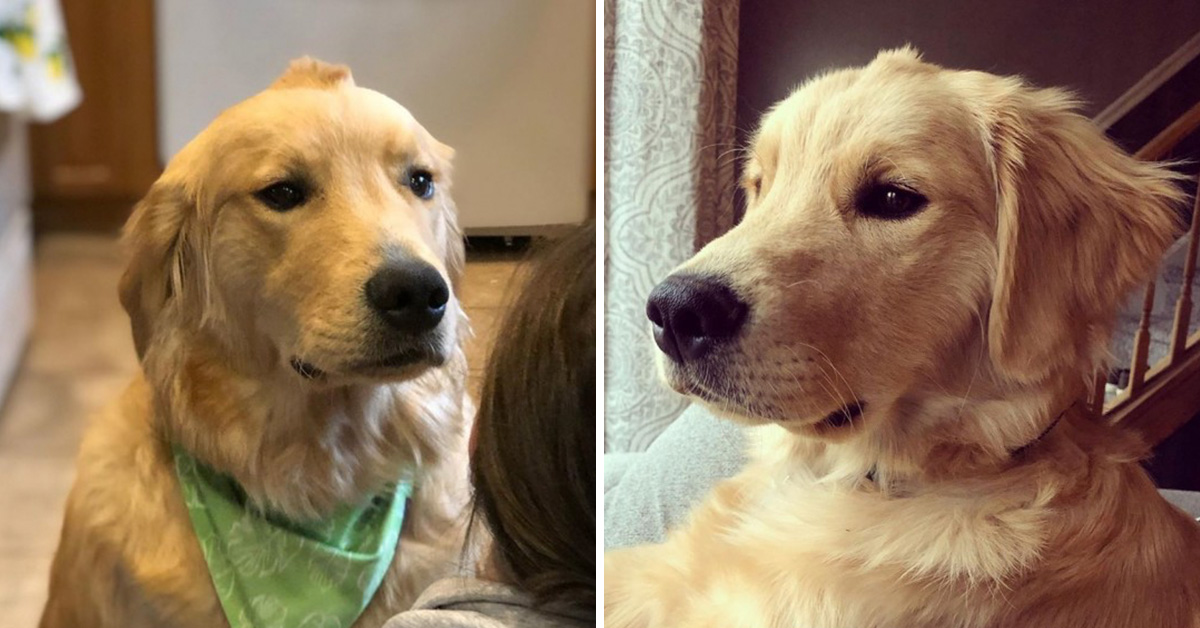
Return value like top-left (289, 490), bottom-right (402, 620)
top-left (615, 448), bottom-right (1200, 628)
top-left (42, 376), bottom-right (467, 628)
top-left (689, 473), bottom-right (1046, 625)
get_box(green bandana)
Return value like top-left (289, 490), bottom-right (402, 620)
top-left (173, 447), bottom-right (411, 628)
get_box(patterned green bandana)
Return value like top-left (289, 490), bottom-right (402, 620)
top-left (173, 447), bottom-right (411, 628)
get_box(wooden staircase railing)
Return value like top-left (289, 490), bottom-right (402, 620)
top-left (1096, 101), bottom-right (1200, 445)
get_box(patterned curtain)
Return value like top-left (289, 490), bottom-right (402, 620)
top-left (604, 0), bottom-right (739, 453)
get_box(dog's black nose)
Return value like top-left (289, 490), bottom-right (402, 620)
top-left (646, 274), bottom-right (747, 363)
top-left (365, 260), bottom-right (449, 334)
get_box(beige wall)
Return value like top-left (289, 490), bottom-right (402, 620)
top-left (158, 0), bottom-right (594, 234)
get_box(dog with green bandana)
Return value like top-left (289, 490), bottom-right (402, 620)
top-left (40, 58), bottom-right (475, 628)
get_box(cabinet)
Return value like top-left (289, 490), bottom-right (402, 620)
top-left (29, 0), bottom-right (158, 232)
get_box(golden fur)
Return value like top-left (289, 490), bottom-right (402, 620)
top-left (40, 58), bottom-right (474, 627)
top-left (606, 48), bottom-right (1200, 627)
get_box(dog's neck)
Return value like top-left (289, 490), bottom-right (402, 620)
top-left (878, 324), bottom-right (1092, 475)
top-left (871, 393), bottom-right (1075, 480)
top-left (142, 328), bottom-right (468, 521)
top-left (786, 357), bottom-right (1091, 493)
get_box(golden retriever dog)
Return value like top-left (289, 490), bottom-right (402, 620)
top-left (40, 58), bottom-right (473, 627)
top-left (606, 48), bottom-right (1200, 627)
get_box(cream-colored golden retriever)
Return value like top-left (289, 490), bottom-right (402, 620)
top-left (40, 59), bottom-right (473, 627)
top-left (606, 48), bottom-right (1200, 627)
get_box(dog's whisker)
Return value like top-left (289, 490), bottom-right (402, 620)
top-left (788, 345), bottom-right (843, 417)
top-left (792, 342), bottom-right (860, 414)
top-left (783, 279), bottom-right (820, 290)
top-left (813, 361), bottom-right (848, 417)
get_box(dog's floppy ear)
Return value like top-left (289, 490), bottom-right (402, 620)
top-left (970, 75), bottom-right (1185, 384)
top-left (118, 182), bottom-right (196, 359)
top-left (430, 138), bottom-right (465, 288)
top-left (270, 56), bottom-right (354, 90)
top-left (441, 197), bottom-right (465, 290)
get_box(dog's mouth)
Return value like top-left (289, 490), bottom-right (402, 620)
top-left (819, 400), bottom-right (866, 428)
top-left (667, 361), bottom-right (867, 430)
top-left (290, 358), bottom-right (327, 380)
top-left (800, 399), bottom-right (868, 438)
top-left (351, 348), bottom-right (434, 372)
top-left (290, 347), bottom-right (440, 381)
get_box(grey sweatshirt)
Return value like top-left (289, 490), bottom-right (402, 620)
top-left (382, 578), bottom-right (594, 628)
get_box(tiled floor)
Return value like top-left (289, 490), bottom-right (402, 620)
top-left (0, 234), bottom-right (524, 627)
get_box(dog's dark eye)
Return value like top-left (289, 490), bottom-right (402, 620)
top-left (407, 169), bottom-right (435, 200)
top-left (856, 183), bottom-right (927, 220)
top-left (254, 181), bottom-right (308, 212)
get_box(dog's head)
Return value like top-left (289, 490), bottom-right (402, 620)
top-left (648, 48), bottom-right (1183, 437)
top-left (120, 57), bottom-right (464, 385)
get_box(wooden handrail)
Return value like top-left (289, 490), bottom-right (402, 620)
top-left (1135, 100), bottom-right (1200, 160)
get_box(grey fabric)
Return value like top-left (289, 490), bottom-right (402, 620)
top-left (382, 578), bottom-right (592, 628)
top-left (603, 452), bottom-right (640, 495)
top-left (1162, 489), bottom-right (1200, 519)
top-left (604, 404), bottom-right (1200, 549)
top-left (603, 404), bottom-right (746, 549)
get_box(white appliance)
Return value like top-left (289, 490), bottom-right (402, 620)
top-left (0, 114), bottom-right (32, 404)
top-left (156, 0), bottom-right (593, 234)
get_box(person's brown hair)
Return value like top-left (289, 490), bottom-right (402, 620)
top-left (470, 221), bottom-right (596, 612)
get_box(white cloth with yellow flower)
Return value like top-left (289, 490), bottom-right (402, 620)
top-left (0, 0), bottom-right (79, 121)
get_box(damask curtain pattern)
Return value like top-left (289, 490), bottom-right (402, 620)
top-left (604, 0), bottom-right (739, 453)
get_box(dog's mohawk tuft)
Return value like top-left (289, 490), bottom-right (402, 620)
top-left (270, 56), bottom-right (354, 90)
